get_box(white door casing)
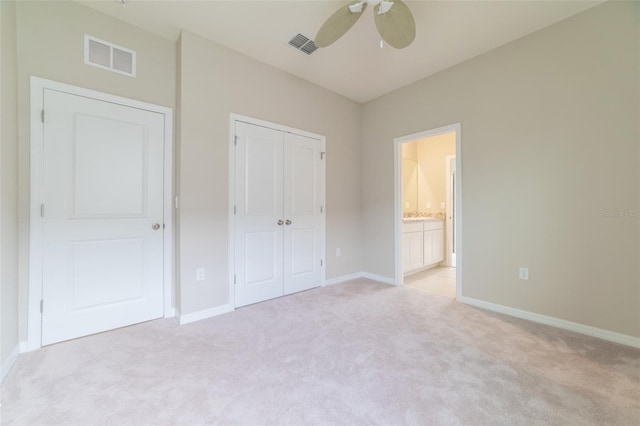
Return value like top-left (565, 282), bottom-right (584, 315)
top-left (446, 155), bottom-right (457, 267)
top-left (232, 117), bottom-right (325, 308)
top-left (394, 124), bottom-right (461, 300)
top-left (29, 77), bottom-right (173, 350)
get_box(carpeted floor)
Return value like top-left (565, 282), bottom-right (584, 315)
top-left (1, 279), bottom-right (639, 425)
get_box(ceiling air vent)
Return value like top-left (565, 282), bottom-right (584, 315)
top-left (288, 33), bottom-right (318, 55)
top-left (84, 35), bottom-right (136, 77)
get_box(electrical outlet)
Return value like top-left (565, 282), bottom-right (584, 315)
top-left (519, 267), bottom-right (529, 280)
top-left (336, 248), bottom-right (341, 257)
top-left (196, 268), bottom-right (205, 281)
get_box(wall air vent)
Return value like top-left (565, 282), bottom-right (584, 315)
top-left (288, 33), bottom-right (318, 55)
top-left (84, 35), bottom-right (136, 77)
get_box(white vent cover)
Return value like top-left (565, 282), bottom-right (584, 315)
top-left (84, 35), bottom-right (136, 77)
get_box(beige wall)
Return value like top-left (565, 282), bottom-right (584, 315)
top-left (14, 1), bottom-right (176, 342)
top-left (401, 142), bottom-right (418, 212)
top-left (1, 0), bottom-right (20, 368)
top-left (177, 31), bottom-right (362, 315)
top-left (362, 2), bottom-right (640, 337)
top-left (416, 133), bottom-right (455, 214)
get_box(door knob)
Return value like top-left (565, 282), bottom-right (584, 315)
top-left (152, 223), bottom-right (161, 230)
top-left (277, 220), bottom-right (284, 226)
top-left (285, 219), bottom-right (292, 225)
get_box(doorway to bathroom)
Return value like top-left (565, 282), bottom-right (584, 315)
top-left (394, 124), bottom-right (461, 299)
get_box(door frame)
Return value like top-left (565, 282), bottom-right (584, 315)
top-left (27, 77), bottom-right (174, 351)
top-left (393, 123), bottom-right (462, 300)
top-left (445, 154), bottom-right (456, 267)
top-left (228, 113), bottom-right (326, 308)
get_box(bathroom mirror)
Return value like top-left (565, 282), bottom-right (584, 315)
top-left (402, 159), bottom-right (418, 213)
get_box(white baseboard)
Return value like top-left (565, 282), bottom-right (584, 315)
top-left (361, 272), bottom-right (396, 286)
top-left (1, 344), bottom-right (20, 384)
top-left (177, 304), bottom-right (234, 325)
top-left (324, 272), bottom-right (364, 286)
top-left (324, 272), bottom-right (396, 286)
top-left (459, 296), bottom-right (640, 349)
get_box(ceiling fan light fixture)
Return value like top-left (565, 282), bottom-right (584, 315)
top-left (349, 2), bottom-right (365, 13)
top-left (378, 1), bottom-right (394, 15)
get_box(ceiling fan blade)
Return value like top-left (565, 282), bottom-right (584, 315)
top-left (374, 0), bottom-right (416, 49)
top-left (315, 2), bottom-right (368, 48)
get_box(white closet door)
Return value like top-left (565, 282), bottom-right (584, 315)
top-left (283, 133), bottom-right (323, 295)
top-left (41, 89), bottom-right (165, 345)
top-left (234, 122), bottom-right (285, 307)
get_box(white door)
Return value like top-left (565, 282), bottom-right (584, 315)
top-left (234, 121), bottom-right (324, 307)
top-left (283, 133), bottom-right (323, 295)
top-left (234, 123), bottom-right (285, 307)
top-left (41, 89), bottom-right (165, 345)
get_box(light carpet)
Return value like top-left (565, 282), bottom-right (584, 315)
top-left (1, 279), bottom-right (639, 425)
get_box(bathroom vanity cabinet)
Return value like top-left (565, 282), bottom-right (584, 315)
top-left (402, 219), bottom-right (444, 275)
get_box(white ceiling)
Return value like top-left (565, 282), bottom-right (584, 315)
top-left (78, 0), bottom-right (603, 103)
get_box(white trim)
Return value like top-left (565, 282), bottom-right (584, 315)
top-left (324, 272), bottom-right (364, 286)
top-left (231, 113), bottom-right (325, 141)
top-left (324, 271), bottom-right (396, 286)
top-left (177, 304), bottom-right (234, 325)
top-left (228, 115), bottom-right (236, 310)
top-left (228, 113), bottom-right (326, 309)
top-left (460, 296), bottom-right (640, 349)
top-left (393, 124), bottom-right (463, 301)
top-left (1, 345), bottom-right (20, 383)
top-left (361, 272), bottom-right (396, 286)
top-left (28, 76), bottom-right (174, 351)
top-left (445, 155), bottom-right (456, 268)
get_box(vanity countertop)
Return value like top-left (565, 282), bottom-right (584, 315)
top-left (403, 217), bottom-right (443, 222)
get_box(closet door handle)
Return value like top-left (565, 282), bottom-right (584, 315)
top-left (285, 219), bottom-right (292, 225)
top-left (277, 220), bottom-right (284, 226)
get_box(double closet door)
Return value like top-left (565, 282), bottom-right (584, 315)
top-left (234, 121), bottom-right (325, 307)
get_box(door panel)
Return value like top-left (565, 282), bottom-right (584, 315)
top-left (42, 89), bottom-right (164, 346)
top-left (70, 238), bottom-right (145, 309)
top-left (283, 133), bottom-right (323, 295)
top-left (72, 114), bottom-right (147, 217)
top-left (234, 122), bottom-right (284, 307)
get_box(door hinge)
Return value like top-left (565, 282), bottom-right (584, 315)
top-left (320, 205), bottom-right (323, 214)
top-left (234, 274), bottom-right (236, 284)
top-left (320, 259), bottom-right (323, 267)
top-left (234, 135), bottom-right (239, 146)
top-left (40, 299), bottom-right (43, 313)
top-left (174, 196), bottom-right (179, 209)
top-left (41, 110), bottom-right (45, 123)
top-left (234, 205), bottom-right (237, 215)
top-left (320, 152), bottom-right (325, 160)
top-left (40, 204), bottom-right (44, 218)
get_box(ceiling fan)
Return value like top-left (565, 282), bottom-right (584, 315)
top-left (315, 0), bottom-right (416, 49)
